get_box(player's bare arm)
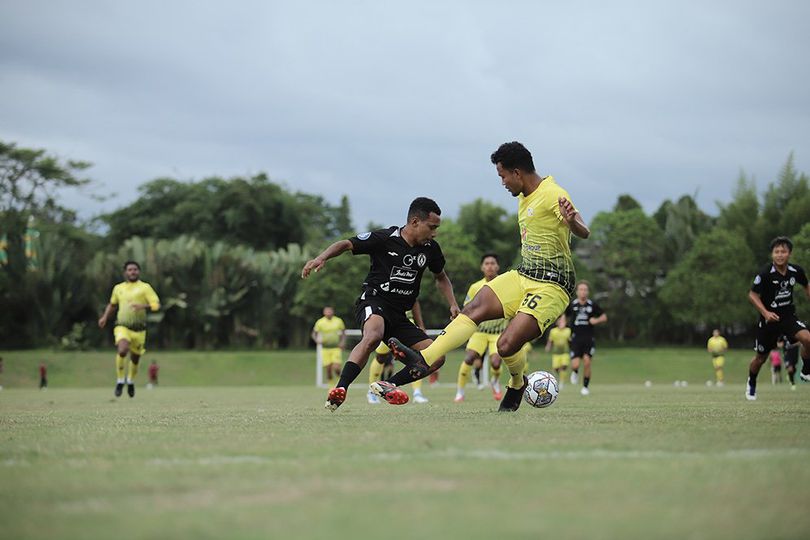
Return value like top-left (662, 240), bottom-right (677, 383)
top-left (301, 239), bottom-right (353, 278)
top-left (411, 300), bottom-right (426, 331)
top-left (98, 303), bottom-right (117, 328)
top-left (434, 270), bottom-right (461, 319)
top-left (589, 313), bottom-right (608, 326)
top-left (558, 197), bottom-right (590, 239)
top-left (748, 290), bottom-right (780, 322)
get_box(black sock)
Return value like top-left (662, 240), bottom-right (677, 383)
top-left (474, 367), bottom-right (482, 383)
top-left (748, 370), bottom-right (758, 391)
top-left (573, 368), bottom-right (579, 374)
top-left (802, 360), bottom-right (810, 376)
top-left (788, 370), bottom-right (796, 384)
top-left (387, 364), bottom-right (428, 387)
top-left (583, 377), bottom-right (590, 388)
top-left (336, 362), bottom-right (362, 389)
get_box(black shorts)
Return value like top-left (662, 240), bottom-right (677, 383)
top-left (355, 297), bottom-right (429, 348)
top-left (570, 338), bottom-right (595, 359)
top-left (754, 313), bottom-right (808, 354)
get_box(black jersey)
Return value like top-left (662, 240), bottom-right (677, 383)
top-left (565, 299), bottom-right (604, 342)
top-left (348, 226), bottom-right (446, 312)
top-left (750, 263), bottom-right (808, 318)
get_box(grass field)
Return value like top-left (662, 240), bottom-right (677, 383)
top-left (1, 348), bottom-right (809, 540)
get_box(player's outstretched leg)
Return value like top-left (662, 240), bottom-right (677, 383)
top-left (369, 381), bottom-right (409, 405)
top-left (387, 338), bottom-right (430, 374)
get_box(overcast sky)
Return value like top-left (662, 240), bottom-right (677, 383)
top-left (1, 0), bottom-right (808, 231)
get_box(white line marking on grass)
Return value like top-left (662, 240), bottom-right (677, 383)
top-left (148, 455), bottom-right (271, 466)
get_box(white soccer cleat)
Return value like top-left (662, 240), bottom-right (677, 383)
top-left (570, 371), bottom-right (579, 385)
top-left (745, 378), bottom-right (757, 401)
top-left (800, 372), bottom-right (810, 383)
top-left (413, 393), bottom-right (429, 404)
top-left (476, 383), bottom-right (485, 390)
top-left (716, 381), bottom-right (724, 387)
top-left (791, 384), bottom-right (797, 391)
top-left (580, 387), bottom-right (590, 396)
top-left (367, 391), bottom-right (380, 404)
top-left (453, 392), bottom-right (464, 403)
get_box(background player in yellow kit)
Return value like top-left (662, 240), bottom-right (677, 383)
top-left (312, 306), bottom-right (346, 387)
top-left (706, 329), bottom-right (727, 387)
top-left (454, 253), bottom-right (506, 403)
top-left (98, 260), bottom-right (160, 398)
top-left (545, 315), bottom-right (571, 389)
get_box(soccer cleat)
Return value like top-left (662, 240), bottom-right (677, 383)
top-left (491, 380), bottom-right (503, 401)
top-left (453, 392), bottom-right (465, 403)
top-left (800, 372), bottom-right (810, 383)
top-left (387, 338), bottom-right (430, 378)
top-left (325, 387), bottom-right (347, 411)
top-left (580, 387), bottom-right (590, 396)
top-left (127, 383), bottom-right (135, 398)
top-left (114, 383), bottom-right (124, 398)
top-left (570, 371), bottom-right (579, 385)
top-left (413, 393), bottom-right (429, 404)
top-left (745, 378), bottom-right (757, 401)
top-left (791, 384), bottom-right (797, 391)
top-left (367, 391), bottom-right (381, 404)
top-left (498, 376), bottom-right (528, 412)
top-left (477, 382), bottom-right (486, 391)
top-left (369, 381), bottom-right (409, 405)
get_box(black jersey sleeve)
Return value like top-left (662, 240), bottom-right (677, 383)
top-left (591, 301), bottom-right (604, 318)
top-left (564, 302), bottom-right (574, 319)
top-left (428, 241), bottom-right (446, 274)
top-left (797, 265), bottom-right (808, 287)
top-left (349, 229), bottom-right (388, 255)
top-left (750, 268), bottom-right (768, 294)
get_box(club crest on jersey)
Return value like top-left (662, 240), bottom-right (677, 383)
top-left (390, 266), bottom-right (417, 283)
top-left (357, 232), bottom-right (371, 240)
top-left (417, 254), bottom-right (427, 267)
top-left (527, 207), bottom-right (534, 216)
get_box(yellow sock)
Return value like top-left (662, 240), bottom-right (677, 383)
top-left (457, 362), bottom-right (472, 390)
top-left (369, 359), bottom-right (384, 384)
top-left (412, 378), bottom-right (422, 392)
top-left (128, 360), bottom-right (139, 382)
top-left (115, 355), bottom-right (126, 382)
top-left (502, 349), bottom-right (527, 389)
top-left (717, 369), bottom-right (724, 383)
top-left (490, 365), bottom-right (501, 383)
top-left (422, 314), bottom-right (478, 364)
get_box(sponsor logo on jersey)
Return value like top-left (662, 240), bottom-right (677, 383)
top-left (390, 266), bottom-right (418, 283)
top-left (388, 251), bottom-right (399, 257)
top-left (380, 282), bottom-right (390, 292)
top-left (403, 254), bottom-right (415, 266)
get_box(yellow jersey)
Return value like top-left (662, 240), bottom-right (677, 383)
top-left (313, 316), bottom-right (345, 347)
top-left (110, 280), bottom-right (160, 331)
top-left (465, 277), bottom-right (507, 334)
top-left (548, 327), bottom-right (572, 354)
top-left (517, 176), bottom-right (577, 296)
top-left (707, 336), bottom-right (728, 357)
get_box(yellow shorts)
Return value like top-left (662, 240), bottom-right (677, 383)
top-left (113, 326), bottom-right (147, 356)
top-left (552, 353), bottom-right (569, 369)
top-left (485, 270), bottom-right (570, 335)
top-left (322, 347), bottom-right (342, 366)
top-left (375, 342), bottom-right (390, 355)
top-left (466, 332), bottom-right (500, 357)
top-left (712, 356), bottom-right (725, 369)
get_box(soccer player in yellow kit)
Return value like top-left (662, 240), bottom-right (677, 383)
top-left (312, 306), bottom-right (346, 387)
top-left (546, 316), bottom-right (571, 389)
top-left (454, 253), bottom-right (507, 403)
top-left (390, 141), bottom-right (591, 411)
top-left (98, 261), bottom-right (160, 398)
top-left (706, 329), bottom-right (728, 387)
top-left (367, 303), bottom-right (430, 403)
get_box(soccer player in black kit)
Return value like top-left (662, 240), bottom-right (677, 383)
top-left (301, 197), bottom-right (460, 411)
top-left (565, 281), bottom-right (607, 396)
top-left (745, 236), bottom-right (810, 401)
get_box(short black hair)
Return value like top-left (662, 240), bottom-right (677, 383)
top-left (769, 236), bottom-right (793, 252)
top-left (480, 252), bottom-right (499, 264)
top-left (123, 260), bottom-right (141, 270)
top-left (490, 141), bottom-right (535, 173)
top-left (408, 197), bottom-right (441, 221)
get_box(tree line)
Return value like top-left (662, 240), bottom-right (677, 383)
top-left (1, 140), bottom-right (808, 349)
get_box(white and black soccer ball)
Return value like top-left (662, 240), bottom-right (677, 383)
top-left (523, 370), bottom-right (559, 408)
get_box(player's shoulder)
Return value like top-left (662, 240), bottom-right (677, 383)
top-left (788, 263), bottom-right (806, 275)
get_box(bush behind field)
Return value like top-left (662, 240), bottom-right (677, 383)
top-left (0, 347), bottom-right (758, 388)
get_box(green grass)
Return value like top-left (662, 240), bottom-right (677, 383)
top-left (1, 349), bottom-right (809, 539)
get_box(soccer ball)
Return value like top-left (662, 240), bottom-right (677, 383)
top-left (523, 370), bottom-right (559, 408)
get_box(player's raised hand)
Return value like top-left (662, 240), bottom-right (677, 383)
top-left (558, 196), bottom-right (578, 223)
top-left (301, 258), bottom-right (325, 278)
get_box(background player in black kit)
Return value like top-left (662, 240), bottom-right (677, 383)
top-left (745, 236), bottom-right (810, 401)
top-left (565, 281), bottom-right (607, 396)
top-left (301, 197), bottom-right (460, 411)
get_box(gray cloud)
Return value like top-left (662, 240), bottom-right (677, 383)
top-left (1, 0), bottom-right (808, 230)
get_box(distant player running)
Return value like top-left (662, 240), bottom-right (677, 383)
top-left (566, 281), bottom-right (607, 395)
top-left (782, 336), bottom-right (800, 390)
top-left (312, 306), bottom-right (346, 387)
top-left (454, 253), bottom-right (507, 403)
top-left (390, 142), bottom-right (590, 412)
top-left (545, 316), bottom-right (571, 389)
top-left (706, 329), bottom-right (728, 387)
top-left (301, 197), bottom-right (460, 411)
top-left (745, 236), bottom-right (810, 401)
top-left (98, 261), bottom-right (160, 398)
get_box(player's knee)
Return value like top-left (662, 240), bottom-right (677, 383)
top-left (496, 335), bottom-right (520, 358)
top-left (130, 356), bottom-right (140, 365)
top-left (117, 344), bottom-right (130, 356)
